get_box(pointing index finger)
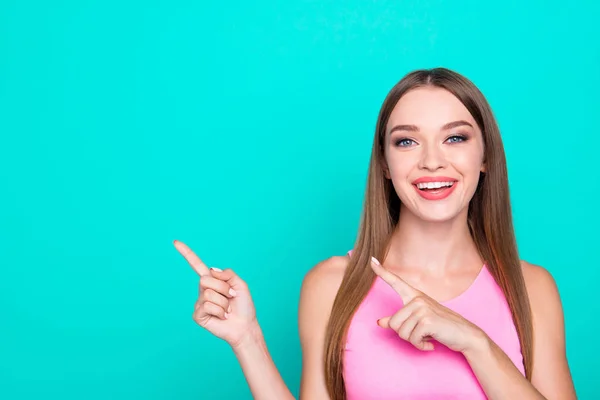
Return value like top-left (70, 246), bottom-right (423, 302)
top-left (174, 240), bottom-right (210, 276)
top-left (370, 257), bottom-right (419, 303)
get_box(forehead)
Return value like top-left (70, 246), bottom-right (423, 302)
top-left (387, 87), bottom-right (478, 133)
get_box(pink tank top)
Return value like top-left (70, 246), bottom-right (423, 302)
top-left (343, 251), bottom-right (524, 399)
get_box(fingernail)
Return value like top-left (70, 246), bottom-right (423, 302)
top-left (210, 267), bottom-right (223, 272)
top-left (229, 288), bottom-right (237, 297)
top-left (371, 256), bottom-right (380, 266)
top-left (224, 312), bottom-right (230, 319)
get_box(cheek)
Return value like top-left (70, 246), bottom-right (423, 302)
top-left (449, 151), bottom-right (484, 176)
top-left (386, 154), bottom-right (419, 202)
top-left (386, 153), bottom-right (415, 179)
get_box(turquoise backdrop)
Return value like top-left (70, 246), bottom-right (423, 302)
top-left (1, 1), bottom-right (597, 398)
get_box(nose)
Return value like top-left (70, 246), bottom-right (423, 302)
top-left (418, 143), bottom-right (447, 171)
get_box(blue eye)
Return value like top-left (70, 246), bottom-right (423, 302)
top-left (395, 138), bottom-right (415, 147)
top-left (447, 135), bottom-right (468, 143)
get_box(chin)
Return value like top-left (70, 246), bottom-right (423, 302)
top-left (402, 201), bottom-right (467, 223)
top-left (397, 184), bottom-right (472, 223)
top-left (416, 211), bottom-right (462, 223)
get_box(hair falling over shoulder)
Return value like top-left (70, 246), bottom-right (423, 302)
top-left (323, 68), bottom-right (533, 400)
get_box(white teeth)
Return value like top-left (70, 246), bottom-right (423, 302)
top-left (416, 181), bottom-right (455, 190)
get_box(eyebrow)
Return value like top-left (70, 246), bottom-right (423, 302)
top-left (389, 120), bottom-right (474, 134)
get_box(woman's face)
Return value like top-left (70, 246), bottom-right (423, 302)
top-left (384, 87), bottom-right (486, 222)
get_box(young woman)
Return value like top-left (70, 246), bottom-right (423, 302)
top-left (175, 68), bottom-right (577, 399)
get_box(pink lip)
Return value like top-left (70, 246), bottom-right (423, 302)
top-left (412, 176), bottom-right (458, 184)
top-left (412, 177), bottom-right (459, 201)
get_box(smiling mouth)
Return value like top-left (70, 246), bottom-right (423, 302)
top-left (412, 181), bottom-right (458, 200)
top-left (415, 181), bottom-right (455, 191)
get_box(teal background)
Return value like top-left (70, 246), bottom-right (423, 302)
top-left (1, 0), bottom-right (597, 398)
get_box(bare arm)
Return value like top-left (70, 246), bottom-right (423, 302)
top-left (230, 255), bottom-right (346, 400)
top-left (525, 261), bottom-right (577, 398)
top-left (175, 241), bottom-right (348, 399)
top-left (175, 240), bottom-right (295, 400)
top-left (298, 256), bottom-right (347, 400)
top-left (463, 332), bottom-right (546, 399)
top-left (463, 261), bottom-right (576, 399)
top-left (231, 322), bottom-right (295, 400)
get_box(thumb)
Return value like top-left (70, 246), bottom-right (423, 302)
top-left (377, 316), bottom-right (391, 329)
top-left (377, 316), bottom-right (436, 351)
top-left (210, 268), bottom-right (248, 291)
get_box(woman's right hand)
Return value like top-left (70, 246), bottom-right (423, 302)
top-left (174, 240), bottom-right (259, 348)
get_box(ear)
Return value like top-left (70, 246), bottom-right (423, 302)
top-left (480, 162), bottom-right (486, 173)
top-left (379, 141), bottom-right (391, 179)
top-left (381, 163), bottom-right (391, 179)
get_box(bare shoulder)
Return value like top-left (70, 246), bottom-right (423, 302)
top-left (301, 255), bottom-right (349, 296)
top-left (298, 255), bottom-right (349, 341)
top-left (519, 259), bottom-right (565, 340)
top-left (299, 255), bottom-right (349, 313)
top-left (520, 260), bottom-right (561, 303)
top-left (297, 255), bottom-right (351, 397)
top-left (520, 261), bottom-right (576, 397)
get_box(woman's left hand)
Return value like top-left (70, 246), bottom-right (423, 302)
top-left (371, 257), bottom-right (488, 354)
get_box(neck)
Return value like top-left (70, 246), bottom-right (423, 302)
top-left (386, 206), bottom-right (482, 275)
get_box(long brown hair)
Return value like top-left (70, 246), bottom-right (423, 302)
top-left (324, 67), bottom-right (533, 399)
